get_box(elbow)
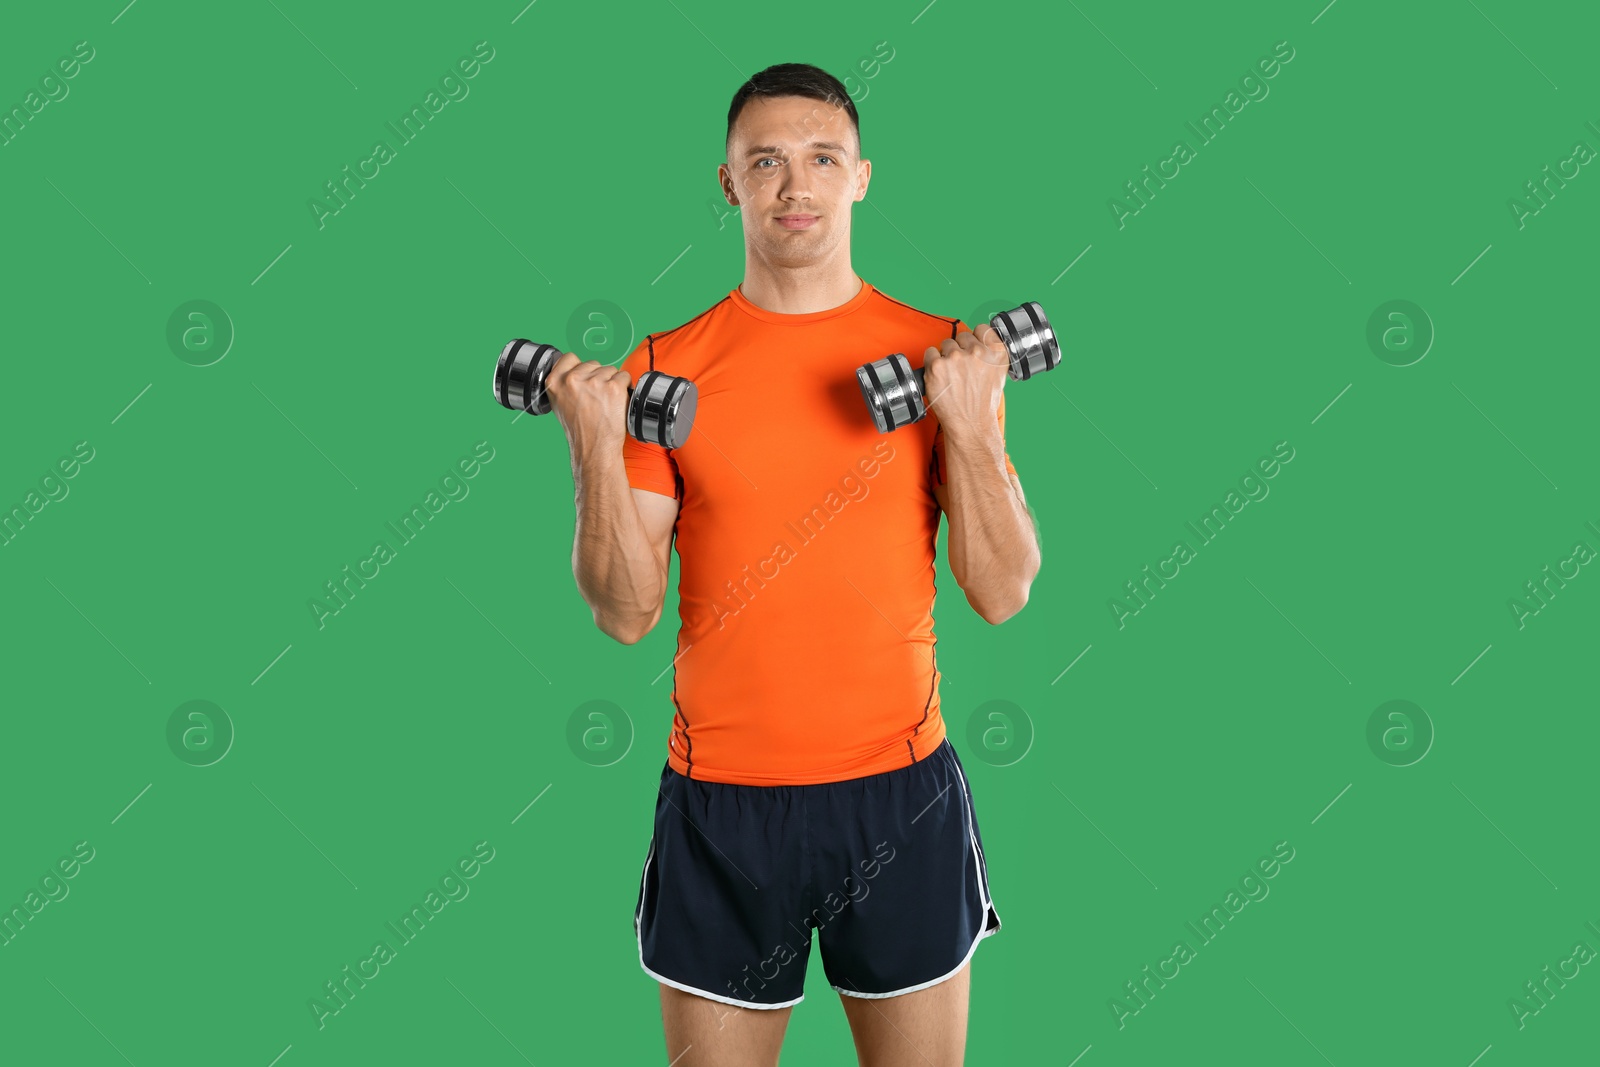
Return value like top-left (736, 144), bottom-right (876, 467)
top-left (598, 619), bottom-right (648, 645)
top-left (601, 622), bottom-right (646, 645)
top-left (965, 553), bottom-right (1040, 625)
top-left (974, 588), bottom-right (1028, 625)
top-left (595, 607), bottom-right (660, 645)
top-left (969, 582), bottom-right (1031, 625)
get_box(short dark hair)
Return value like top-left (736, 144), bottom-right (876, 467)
top-left (725, 63), bottom-right (859, 156)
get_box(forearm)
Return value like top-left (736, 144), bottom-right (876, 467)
top-left (570, 446), bottom-right (665, 643)
top-left (941, 423), bottom-right (1040, 623)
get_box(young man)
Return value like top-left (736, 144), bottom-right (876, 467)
top-left (543, 63), bottom-right (1040, 1067)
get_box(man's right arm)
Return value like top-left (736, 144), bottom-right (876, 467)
top-left (571, 451), bottom-right (678, 645)
top-left (544, 348), bottom-right (679, 644)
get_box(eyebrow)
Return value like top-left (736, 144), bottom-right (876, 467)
top-left (745, 141), bottom-right (850, 158)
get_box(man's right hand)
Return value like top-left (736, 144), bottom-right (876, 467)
top-left (544, 352), bottom-right (631, 456)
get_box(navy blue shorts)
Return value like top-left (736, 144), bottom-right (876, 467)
top-left (634, 737), bottom-right (1001, 1009)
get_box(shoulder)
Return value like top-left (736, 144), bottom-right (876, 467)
top-left (621, 294), bottom-right (734, 374)
top-left (866, 285), bottom-right (965, 339)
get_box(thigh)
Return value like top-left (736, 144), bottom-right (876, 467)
top-left (659, 984), bottom-right (793, 1067)
top-left (837, 959), bottom-right (971, 1067)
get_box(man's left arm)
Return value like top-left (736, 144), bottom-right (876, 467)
top-left (926, 325), bottom-right (1042, 625)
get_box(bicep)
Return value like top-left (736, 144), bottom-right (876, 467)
top-left (631, 487), bottom-right (679, 588)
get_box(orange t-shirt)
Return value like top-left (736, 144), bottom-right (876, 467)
top-left (620, 279), bottom-right (1018, 785)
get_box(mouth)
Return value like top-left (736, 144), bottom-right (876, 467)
top-left (776, 215), bottom-right (819, 230)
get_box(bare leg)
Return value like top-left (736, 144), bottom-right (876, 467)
top-left (837, 959), bottom-right (971, 1067)
top-left (658, 983), bottom-right (794, 1067)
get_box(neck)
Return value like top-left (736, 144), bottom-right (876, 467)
top-left (739, 247), bottom-right (861, 314)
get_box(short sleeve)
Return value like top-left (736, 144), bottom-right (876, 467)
top-left (619, 340), bottom-right (681, 499)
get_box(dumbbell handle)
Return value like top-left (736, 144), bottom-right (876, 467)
top-left (492, 339), bottom-right (698, 449)
top-left (855, 302), bottom-right (1060, 434)
top-left (918, 302), bottom-right (1060, 386)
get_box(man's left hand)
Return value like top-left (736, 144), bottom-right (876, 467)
top-left (921, 324), bottom-right (1008, 437)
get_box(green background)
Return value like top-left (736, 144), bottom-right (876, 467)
top-left (2, 0), bottom-right (1596, 1063)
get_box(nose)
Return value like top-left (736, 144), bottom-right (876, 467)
top-left (775, 159), bottom-right (813, 205)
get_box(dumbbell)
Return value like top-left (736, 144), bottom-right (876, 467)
top-left (855, 302), bottom-right (1060, 434)
top-left (492, 339), bottom-right (698, 449)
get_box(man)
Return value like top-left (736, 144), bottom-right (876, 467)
top-left (543, 63), bottom-right (1041, 1067)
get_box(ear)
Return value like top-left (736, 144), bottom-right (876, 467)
top-left (853, 159), bottom-right (871, 202)
top-left (717, 163), bottom-right (738, 206)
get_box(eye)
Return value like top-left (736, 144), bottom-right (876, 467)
top-left (816, 156), bottom-right (835, 165)
top-left (756, 157), bottom-right (782, 168)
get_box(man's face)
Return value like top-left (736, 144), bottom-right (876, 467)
top-left (719, 95), bottom-right (870, 266)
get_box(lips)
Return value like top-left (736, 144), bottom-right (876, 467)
top-left (777, 215), bottom-right (818, 229)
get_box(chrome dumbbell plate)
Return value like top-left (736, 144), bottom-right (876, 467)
top-left (494, 339), bottom-right (563, 415)
top-left (630, 370), bottom-right (698, 450)
top-left (856, 353), bottom-right (925, 434)
top-left (988, 301), bottom-right (1059, 381)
